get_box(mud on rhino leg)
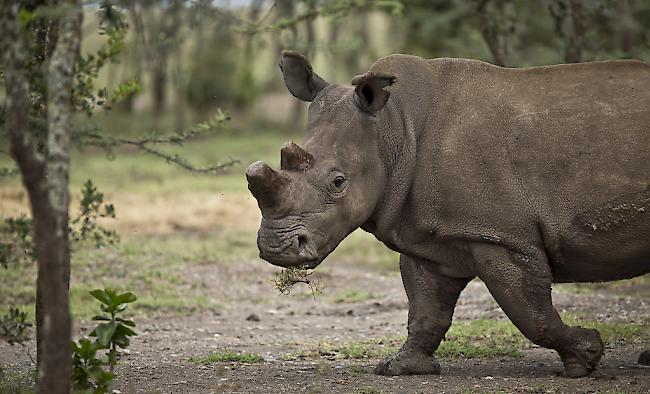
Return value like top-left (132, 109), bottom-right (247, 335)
top-left (375, 254), bottom-right (471, 376)
top-left (473, 244), bottom-right (604, 378)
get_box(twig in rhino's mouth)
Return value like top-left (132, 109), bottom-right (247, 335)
top-left (272, 265), bottom-right (324, 299)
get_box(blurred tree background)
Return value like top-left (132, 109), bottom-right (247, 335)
top-left (71, 0), bottom-right (650, 130)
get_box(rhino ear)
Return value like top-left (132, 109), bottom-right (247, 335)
top-left (279, 50), bottom-right (329, 102)
top-left (351, 72), bottom-right (397, 114)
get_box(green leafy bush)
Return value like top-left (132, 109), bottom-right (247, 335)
top-left (0, 307), bottom-right (32, 346)
top-left (71, 288), bottom-right (137, 393)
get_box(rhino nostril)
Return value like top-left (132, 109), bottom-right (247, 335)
top-left (298, 236), bottom-right (307, 254)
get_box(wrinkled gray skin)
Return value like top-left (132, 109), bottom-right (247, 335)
top-left (246, 51), bottom-right (650, 377)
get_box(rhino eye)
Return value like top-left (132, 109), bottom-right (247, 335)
top-left (333, 175), bottom-right (346, 189)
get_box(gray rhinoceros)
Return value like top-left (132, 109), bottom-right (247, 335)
top-left (246, 51), bottom-right (650, 377)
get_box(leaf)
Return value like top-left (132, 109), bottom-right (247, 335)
top-left (117, 317), bottom-right (135, 327)
top-left (72, 338), bottom-right (98, 360)
top-left (93, 321), bottom-right (117, 348)
top-left (115, 323), bottom-right (136, 337)
top-left (116, 292), bottom-right (137, 304)
top-left (87, 365), bottom-right (115, 384)
top-left (92, 315), bottom-right (111, 321)
top-left (89, 289), bottom-right (111, 306)
top-left (112, 335), bottom-right (130, 348)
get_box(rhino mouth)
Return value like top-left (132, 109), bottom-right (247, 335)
top-left (257, 226), bottom-right (322, 268)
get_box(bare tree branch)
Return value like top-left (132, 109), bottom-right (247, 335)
top-left (76, 110), bottom-right (239, 174)
top-left (240, 0), bottom-right (402, 35)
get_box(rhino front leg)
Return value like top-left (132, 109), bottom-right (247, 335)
top-left (375, 254), bottom-right (471, 376)
top-left (472, 243), bottom-right (604, 378)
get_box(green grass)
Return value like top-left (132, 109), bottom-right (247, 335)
top-left (282, 315), bottom-right (650, 363)
top-left (328, 230), bottom-right (399, 272)
top-left (0, 234), bottom-right (239, 320)
top-left (352, 388), bottom-right (382, 394)
top-left (189, 350), bottom-right (264, 365)
top-left (0, 111), bottom-right (301, 197)
top-left (438, 319), bottom-right (527, 359)
top-left (562, 315), bottom-right (650, 348)
top-left (554, 274), bottom-right (650, 298)
top-left (347, 364), bottom-right (368, 375)
top-left (0, 365), bottom-right (35, 394)
top-left (331, 289), bottom-right (376, 303)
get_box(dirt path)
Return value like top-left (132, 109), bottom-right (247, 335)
top-left (2, 260), bottom-right (649, 393)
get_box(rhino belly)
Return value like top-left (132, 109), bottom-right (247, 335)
top-left (551, 191), bottom-right (650, 283)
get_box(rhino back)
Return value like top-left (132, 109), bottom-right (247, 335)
top-left (369, 55), bottom-right (650, 280)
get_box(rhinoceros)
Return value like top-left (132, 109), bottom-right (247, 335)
top-left (246, 50), bottom-right (650, 377)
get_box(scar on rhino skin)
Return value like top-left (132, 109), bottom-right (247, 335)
top-left (577, 187), bottom-right (649, 233)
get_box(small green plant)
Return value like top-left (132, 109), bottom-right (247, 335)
top-left (273, 266), bottom-right (324, 299)
top-left (190, 350), bottom-right (264, 365)
top-left (71, 339), bottom-right (114, 393)
top-left (0, 307), bottom-right (32, 345)
top-left (70, 180), bottom-right (118, 248)
top-left (0, 216), bottom-right (33, 268)
top-left (0, 181), bottom-right (117, 270)
top-left (71, 288), bottom-right (137, 393)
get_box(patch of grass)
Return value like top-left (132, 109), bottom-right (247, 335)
top-left (347, 364), bottom-right (368, 376)
top-left (352, 388), bottom-right (381, 394)
top-left (555, 274), bottom-right (650, 298)
top-left (283, 339), bottom-right (399, 361)
top-left (562, 314), bottom-right (650, 348)
top-left (328, 229), bottom-right (399, 273)
top-left (438, 319), bottom-right (527, 359)
top-left (285, 315), bottom-right (649, 364)
top-left (332, 289), bottom-right (375, 303)
top-left (0, 234), bottom-right (231, 320)
top-left (0, 365), bottom-right (36, 394)
top-left (189, 350), bottom-right (264, 365)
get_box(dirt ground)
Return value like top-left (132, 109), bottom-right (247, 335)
top-left (1, 180), bottom-right (649, 393)
top-left (3, 257), bottom-right (649, 393)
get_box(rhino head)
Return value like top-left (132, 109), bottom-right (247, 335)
top-left (247, 51), bottom-right (396, 268)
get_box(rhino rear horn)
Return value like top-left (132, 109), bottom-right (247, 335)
top-left (279, 50), bottom-right (329, 102)
top-left (281, 142), bottom-right (313, 172)
top-left (352, 72), bottom-right (397, 114)
top-left (246, 161), bottom-right (290, 209)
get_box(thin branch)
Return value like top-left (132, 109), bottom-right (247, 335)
top-left (75, 110), bottom-right (237, 174)
top-left (135, 144), bottom-right (239, 174)
top-left (255, 0), bottom-right (278, 28)
top-left (240, 0), bottom-right (401, 35)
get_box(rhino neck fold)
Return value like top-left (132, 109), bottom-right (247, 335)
top-left (367, 102), bottom-right (419, 249)
top-left (361, 54), bottom-right (441, 251)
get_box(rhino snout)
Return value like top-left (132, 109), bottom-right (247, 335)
top-left (257, 227), bottom-right (320, 268)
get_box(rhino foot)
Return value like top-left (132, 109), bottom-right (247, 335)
top-left (374, 349), bottom-right (440, 376)
top-left (558, 327), bottom-right (604, 378)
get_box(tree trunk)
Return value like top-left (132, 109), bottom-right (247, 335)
top-left (475, 0), bottom-right (511, 67)
top-left (549, 0), bottom-right (585, 63)
top-left (124, 3), bottom-right (146, 113)
top-left (1, 1), bottom-right (80, 392)
top-left (151, 58), bottom-right (167, 116)
top-left (617, 0), bottom-right (633, 56)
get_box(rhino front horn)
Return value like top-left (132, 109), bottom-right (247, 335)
top-left (246, 161), bottom-right (290, 209)
top-left (281, 141), bottom-right (313, 172)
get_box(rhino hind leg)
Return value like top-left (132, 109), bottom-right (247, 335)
top-left (375, 254), bottom-right (470, 376)
top-left (473, 244), bottom-right (604, 378)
